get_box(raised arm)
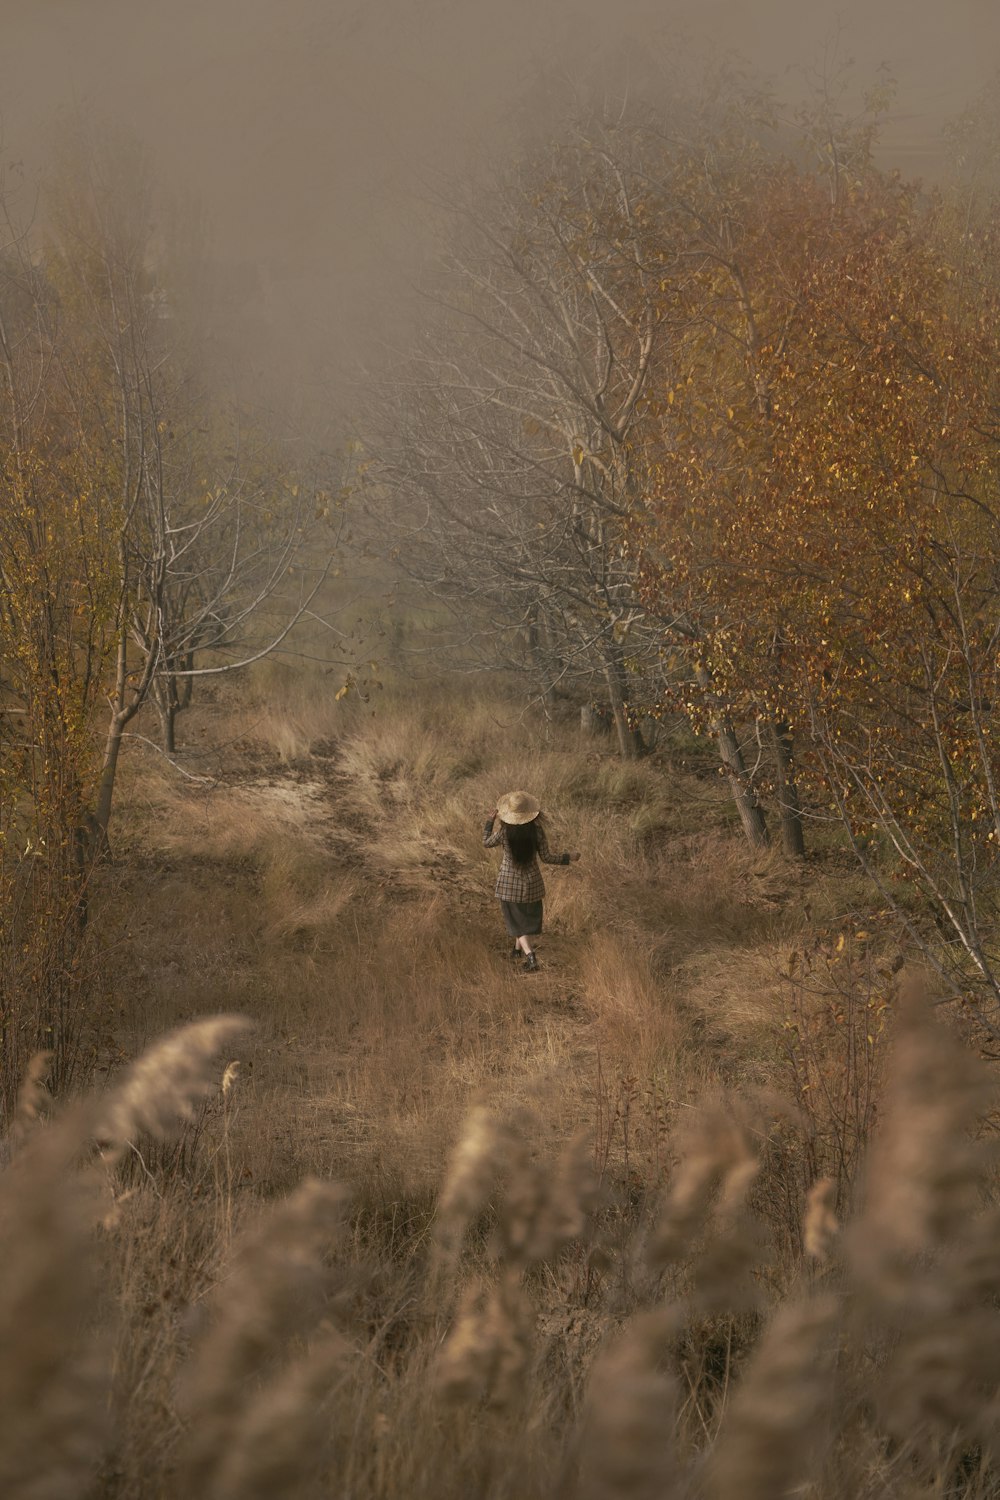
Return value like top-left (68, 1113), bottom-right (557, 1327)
top-left (483, 810), bottom-right (505, 848)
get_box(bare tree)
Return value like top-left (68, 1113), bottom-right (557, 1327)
top-left (363, 112), bottom-right (668, 755)
top-left (41, 125), bottom-right (329, 837)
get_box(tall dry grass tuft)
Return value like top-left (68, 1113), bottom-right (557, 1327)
top-left (433, 1103), bottom-right (514, 1274)
top-left (578, 932), bottom-right (678, 1071)
top-left (203, 1330), bottom-right (350, 1500)
top-left (495, 1120), bottom-right (597, 1271)
top-left (802, 1176), bottom-right (839, 1263)
top-left (434, 1104), bottom-right (598, 1273)
top-left (843, 979), bottom-right (1000, 1473)
top-left (11, 1049), bottom-right (53, 1142)
top-left (432, 1105), bottom-right (600, 1409)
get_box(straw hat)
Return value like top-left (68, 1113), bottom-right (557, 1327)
top-left (496, 789), bottom-right (540, 825)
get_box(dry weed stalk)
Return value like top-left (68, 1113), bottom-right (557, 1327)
top-left (432, 1106), bottom-right (600, 1413)
top-left (647, 1109), bottom-right (759, 1273)
top-left (433, 1103), bottom-right (513, 1272)
top-left (434, 1104), bottom-right (597, 1276)
top-left (498, 1123), bottom-right (597, 1269)
top-left (643, 1104), bottom-right (766, 1316)
top-left (862, 1186), bottom-right (1000, 1461)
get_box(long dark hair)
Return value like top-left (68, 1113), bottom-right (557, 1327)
top-left (504, 815), bottom-right (541, 866)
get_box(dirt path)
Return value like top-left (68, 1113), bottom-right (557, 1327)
top-left (214, 744), bottom-right (601, 1183)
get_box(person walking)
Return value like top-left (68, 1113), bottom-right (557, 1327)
top-left (483, 790), bottom-right (579, 972)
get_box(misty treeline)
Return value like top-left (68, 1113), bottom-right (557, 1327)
top-left (0, 124), bottom-right (330, 1106)
top-left (360, 66), bottom-right (1000, 1032)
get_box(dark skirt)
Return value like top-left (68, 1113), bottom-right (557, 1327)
top-left (499, 898), bottom-right (543, 937)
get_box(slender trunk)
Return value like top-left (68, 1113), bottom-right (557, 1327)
top-left (71, 809), bottom-right (103, 932)
top-left (769, 720), bottom-right (805, 858)
top-left (603, 653), bottom-right (640, 761)
top-left (525, 608), bottom-right (556, 721)
top-left (715, 715), bottom-right (771, 849)
top-left (153, 674), bottom-right (179, 753)
top-left (161, 652), bottom-right (195, 752)
top-left (161, 698), bottom-right (177, 755)
top-left (694, 664), bottom-right (769, 849)
top-left (94, 714), bottom-right (126, 842)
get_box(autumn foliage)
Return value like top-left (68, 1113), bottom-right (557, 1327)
top-left (358, 72), bottom-right (1000, 1024)
top-left (635, 116), bottom-right (1000, 1021)
top-left (0, 128), bottom-right (322, 1113)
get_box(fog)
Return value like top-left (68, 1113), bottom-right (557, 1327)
top-left (4, 0), bottom-right (1000, 410)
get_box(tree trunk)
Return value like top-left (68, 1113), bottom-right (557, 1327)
top-left (769, 719), bottom-right (805, 858)
top-left (153, 684), bottom-right (178, 754)
top-left (94, 713), bottom-right (126, 843)
top-left (603, 655), bottom-right (640, 761)
top-left (715, 715), bottom-right (771, 849)
top-left (71, 809), bottom-right (103, 931)
top-left (153, 657), bottom-right (193, 753)
top-left (161, 699), bottom-right (177, 755)
top-left (694, 664), bottom-right (769, 849)
top-left (525, 607), bottom-right (557, 722)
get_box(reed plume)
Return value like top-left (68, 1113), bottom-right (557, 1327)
top-left (705, 1294), bottom-right (839, 1500)
top-left (848, 983), bottom-right (996, 1300)
top-left (0, 1106), bottom-right (107, 1500)
top-left (434, 1269), bottom-right (533, 1408)
top-left (97, 1016), bottom-right (252, 1158)
top-left (802, 1176), bottom-right (839, 1263)
top-left (573, 1310), bottom-right (682, 1500)
top-left (177, 1177), bottom-right (347, 1493)
top-left (203, 1329), bottom-right (350, 1500)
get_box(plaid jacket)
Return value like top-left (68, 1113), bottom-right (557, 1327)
top-left (483, 816), bottom-right (570, 902)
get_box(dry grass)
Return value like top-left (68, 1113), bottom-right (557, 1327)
top-left (11, 667), bottom-right (997, 1496)
top-left (104, 670), bottom-right (893, 1202)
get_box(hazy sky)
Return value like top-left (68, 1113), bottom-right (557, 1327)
top-left (3, 0), bottom-right (999, 403)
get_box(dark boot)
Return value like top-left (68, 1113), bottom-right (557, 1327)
top-left (523, 952), bottom-right (539, 973)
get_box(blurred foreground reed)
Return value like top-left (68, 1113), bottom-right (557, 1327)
top-left (4, 985), bottom-right (1000, 1500)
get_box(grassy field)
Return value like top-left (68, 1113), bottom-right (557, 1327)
top-left (3, 659), bottom-right (999, 1498)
